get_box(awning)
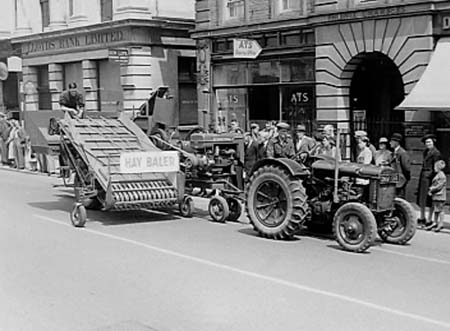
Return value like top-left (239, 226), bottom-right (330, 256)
top-left (397, 37), bottom-right (450, 111)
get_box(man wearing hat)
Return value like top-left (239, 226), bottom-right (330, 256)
top-left (374, 137), bottom-right (392, 166)
top-left (266, 122), bottom-right (295, 159)
top-left (294, 124), bottom-right (316, 160)
top-left (389, 133), bottom-right (411, 198)
top-left (228, 114), bottom-right (243, 134)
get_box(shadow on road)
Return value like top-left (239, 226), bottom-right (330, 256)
top-left (28, 190), bottom-right (183, 227)
top-left (237, 228), bottom-right (301, 242)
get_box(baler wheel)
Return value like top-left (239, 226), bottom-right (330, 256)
top-left (209, 196), bottom-right (229, 223)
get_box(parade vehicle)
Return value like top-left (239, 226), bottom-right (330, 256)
top-left (49, 112), bottom-right (194, 227)
top-left (244, 138), bottom-right (417, 253)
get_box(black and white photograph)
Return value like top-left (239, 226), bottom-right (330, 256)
top-left (1, 0), bottom-right (450, 330)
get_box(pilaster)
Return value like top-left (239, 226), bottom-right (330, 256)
top-left (82, 60), bottom-right (98, 112)
top-left (22, 66), bottom-right (38, 111)
top-left (48, 63), bottom-right (63, 111)
top-left (47, 0), bottom-right (67, 31)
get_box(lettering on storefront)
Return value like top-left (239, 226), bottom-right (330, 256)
top-left (290, 92), bottom-right (310, 104)
top-left (328, 6), bottom-right (406, 21)
top-left (22, 30), bottom-right (125, 55)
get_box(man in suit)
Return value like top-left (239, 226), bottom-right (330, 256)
top-left (389, 133), bottom-right (411, 198)
top-left (266, 122), bottom-right (295, 159)
top-left (294, 124), bottom-right (316, 161)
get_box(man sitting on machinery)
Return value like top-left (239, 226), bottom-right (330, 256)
top-left (59, 82), bottom-right (85, 119)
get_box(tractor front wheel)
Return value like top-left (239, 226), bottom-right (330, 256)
top-left (246, 165), bottom-right (308, 240)
top-left (333, 203), bottom-right (377, 253)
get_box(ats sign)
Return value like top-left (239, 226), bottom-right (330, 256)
top-left (233, 39), bottom-right (262, 59)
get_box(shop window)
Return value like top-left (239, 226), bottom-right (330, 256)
top-left (3, 73), bottom-right (19, 111)
top-left (280, 85), bottom-right (315, 128)
top-left (215, 88), bottom-right (247, 133)
top-left (248, 86), bottom-right (279, 122)
top-left (40, 0), bottom-right (50, 29)
top-left (100, 0), bottom-right (113, 22)
top-left (281, 58), bottom-right (315, 82)
top-left (248, 61), bottom-right (280, 84)
top-left (274, 0), bottom-right (301, 15)
top-left (213, 63), bottom-right (247, 86)
top-left (178, 57), bottom-right (198, 125)
top-left (37, 66), bottom-right (51, 110)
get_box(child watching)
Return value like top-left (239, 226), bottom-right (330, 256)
top-left (425, 160), bottom-right (447, 232)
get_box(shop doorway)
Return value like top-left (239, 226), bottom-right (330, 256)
top-left (350, 52), bottom-right (405, 141)
top-left (248, 86), bottom-right (279, 123)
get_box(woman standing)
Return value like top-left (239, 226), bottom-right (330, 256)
top-left (374, 137), bottom-right (392, 166)
top-left (417, 134), bottom-right (442, 226)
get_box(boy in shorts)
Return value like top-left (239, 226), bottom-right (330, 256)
top-left (426, 160), bottom-right (447, 232)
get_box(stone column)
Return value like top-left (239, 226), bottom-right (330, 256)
top-left (48, 63), bottom-right (63, 111)
top-left (114, 0), bottom-right (151, 20)
top-left (69, 0), bottom-right (88, 27)
top-left (82, 60), bottom-right (98, 112)
top-left (15, 0), bottom-right (32, 35)
top-left (22, 66), bottom-right (38, 111)
top-left (48, 0), bottom-right (67, 31)
top-left (120, 46), bottom-right (152, 114)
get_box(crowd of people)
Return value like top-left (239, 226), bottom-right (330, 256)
top-left (0, 113), bottom-right (36, 171)
top-left (239, 120), bottom-right (447, 231)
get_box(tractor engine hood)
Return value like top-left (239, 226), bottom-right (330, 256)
top-left (311, 156), bottom-right (397, 179)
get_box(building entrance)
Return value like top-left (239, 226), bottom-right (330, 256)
top-left (350, 52), bottom-right (405, 141)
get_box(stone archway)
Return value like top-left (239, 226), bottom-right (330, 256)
top-left (347, 52), bottom-right (405, 140)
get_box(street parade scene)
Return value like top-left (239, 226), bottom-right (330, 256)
top-left (2, 0), bottom-right (450, 331)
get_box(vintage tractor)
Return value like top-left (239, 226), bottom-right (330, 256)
top-left (245, 155), bottom-right (416, 253)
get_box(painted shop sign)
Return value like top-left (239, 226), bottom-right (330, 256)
top-left (328, 6), bottom-right (405, 21)
top-left (22, 30), bottom-right (126, 55)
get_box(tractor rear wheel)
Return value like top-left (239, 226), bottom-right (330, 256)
top-left (246, 165), bottom-right (308, 240)
top-left (378, 198), bottom-right (416, 245)
top-left (333, 203), bottom-right (377, 253)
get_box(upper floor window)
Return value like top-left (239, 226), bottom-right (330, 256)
top-left (275, 0), bottom-right (301, 15)
top-left (69, 0), bottom-right (74, 16)
top-left (100, 0), bottom-right (113, 22)
top-left (224, 0), bottom-right (245, 20)
top-left (40, 0), bottom-right (50, 29)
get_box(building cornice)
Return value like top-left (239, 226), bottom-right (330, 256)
top-left (10, 18), bottom-right (195, 44)
top-left (191, 1), bottom-right (436, 39)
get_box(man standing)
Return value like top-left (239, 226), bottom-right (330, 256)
top-left (59, 82), bottom-right (84, 118)
top-left (294, 124), bottom-right (316, 160)
top-left (389, 133), bottom-right (411, 198)
top-left (266, 122), bottom-right (295, 159)
top-left (0, 113), bottom-right (11, 165)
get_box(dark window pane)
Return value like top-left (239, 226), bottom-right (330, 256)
top-left (248, 61), bottom-right (280, 83)
top-left (40, 0), bottom-right (50, 28)
top-left (100, 0), bottom-right (113, 22)
top-left (281, 58), bottom-right (314, 82)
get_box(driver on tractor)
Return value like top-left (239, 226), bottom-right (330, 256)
top-left (266, 122), bottom-right (295, 159)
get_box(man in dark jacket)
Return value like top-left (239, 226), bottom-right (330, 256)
top-left (244, 133), bottom-right (260, 179)
top-left (389, 133), bottom-right (411, 198)
top-left (266, 122), bottom-right (295, 159)
top-left (0, 113), bottom-right (11, 164)
top-left (59, 82), bottom-right (84, 118)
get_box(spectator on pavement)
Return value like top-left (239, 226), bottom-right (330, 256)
top-left (417, 134), bottom-right (442, 227)
top-left (294, 124), bottom-right (316, 161)
top-left (13, 120), bottom-right (27, 170)
top-left (374, 137), bottom-right (392, 166)
top-left (244, 132), bottom-right (260, 180)
top-left (354, 130), bottom-right (376, 163)
top-left (0, 113), bottom-right (10, 165)
top-left (389, 133), bottom-right (410, 199)
top-left (313, 135), bottom-right (339, 160)
top-left (425, 160), bottom-right (447, 232)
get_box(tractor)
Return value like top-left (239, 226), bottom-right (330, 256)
top-left (245, 154), bottom-right (417, 253)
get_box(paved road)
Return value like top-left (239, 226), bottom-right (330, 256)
top-left (1, 169), bottom-right (450, 331)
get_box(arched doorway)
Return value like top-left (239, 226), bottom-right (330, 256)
top-left (350, 52), bottom-right (405, 141)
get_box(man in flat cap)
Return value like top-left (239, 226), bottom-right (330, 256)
top-left (294, 124), bottom-right (316, 161)
top-left (389, 133), bottom-right (411, 198)
top-left (266, 122), bottom-right (295, 159)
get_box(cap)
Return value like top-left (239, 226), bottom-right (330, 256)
top-left (354, 130), bottom-right (368, 138)
top-left (379, 137), bottom-right (389, 144)
top-left (421, 133), bottom-right (436, 143)
top-left (295, 124), bottom-right (306, 132)
top-left (276, 122), bottom-right (290, 130)
top-left (250, 122), bottom-right (259, 129)
top-left (390, 133), bottom-right (403, 142)
top-left (360, 136), bottom-right (370, 143)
